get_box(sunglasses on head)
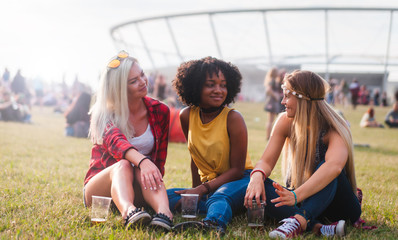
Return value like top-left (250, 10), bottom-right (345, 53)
top-left (107, 50), bottom-right (129, 69)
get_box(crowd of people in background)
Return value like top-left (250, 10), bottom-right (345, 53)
top-left (262, 67), bottom-right (398, 131)
top-left (328, 78), bottom-right (389, 109)
top-left (0, 68), bottom-right (32, 123)
top-left (0, 67), bottom-right (92, 133)
top-left (0, 67), bottom-right (185, 139)
top-left (2, 65), bottom-right (398, 137)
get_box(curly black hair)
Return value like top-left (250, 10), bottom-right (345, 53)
top-left (172, 56), bottom-right (242, 106)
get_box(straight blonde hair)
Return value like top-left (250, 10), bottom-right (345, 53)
top-left (89, 56), bottom-right (138, 145)
top-left (282, 70), bottom-right (357, 195)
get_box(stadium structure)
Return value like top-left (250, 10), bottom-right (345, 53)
top-left (110, 7), bottom-right (398, 102)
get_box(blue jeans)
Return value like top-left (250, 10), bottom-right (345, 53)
top-left (167, 169), bottom-right (252, 229)
top-left (264, 161), bottom-right (361, 231)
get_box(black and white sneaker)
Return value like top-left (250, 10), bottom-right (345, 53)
top-left (124, 208), bottom-right (152, 230)
top-left (149, 213), bottom-right (173, 232)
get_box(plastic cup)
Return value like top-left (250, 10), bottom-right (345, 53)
top-left (247, 200), bottom-right (265, 229)
top-left (181, 193), bottom-right (199, 218)
top-left (91, 196), bottom-right (112, 224)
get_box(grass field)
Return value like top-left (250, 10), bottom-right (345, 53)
top-left (1, 102), bottom-right (397, 239)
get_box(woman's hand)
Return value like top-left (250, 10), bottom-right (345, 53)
top-left (244, 172), bottom-right (266, 209)
top-left (173, 185), bottom-right (207, 210)
top-left (270, 182), bottom-right (296, 207)
top-left (139, 158), bottom-right (163, 191)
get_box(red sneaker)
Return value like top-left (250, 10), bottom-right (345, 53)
top-left (269, 217), bottom-right (303, 239)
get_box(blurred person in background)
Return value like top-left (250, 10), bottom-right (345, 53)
top-left (339, 79), bottom-right (349, 107)
top-left (147, 72), bottom-right (156, 96)
top-left (395, 90), bottom-right (398, 102)
top-left (358, 85), bottom-right (370, 105)
top-left (263, 67), bottom-right (283, 140)
top-left (360, 106), bottom-right (384, 128)
top-left (381, 91), bottom-right (388, 107)
top-left (0, 89), bottom-right (31, 123)
top-left (349, 79), bottom-right (360, 109)
top-left (152, 74), bottom-right (168, 101)
top-left (327, 78), bottom-right (337, 105)
top-left (64, 84), bottom-right (92, 138)
top-left (11, 69), bottom-right (32, 108)
top-left (384, 102), bottom-right (398, 128)
top-left (83, 51), bottom-right (173, 231)
top-left (1, 68), bottom-right (11, 90)
top-left (245, 70), bottom-right (361, 238)
top-left (373, 89), bottom-right (380, 106)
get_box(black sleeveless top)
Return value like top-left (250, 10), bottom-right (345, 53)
top-left (314, 130), bottom-right (328, 167)
top-left (286, 130), bottom-right (328, 188)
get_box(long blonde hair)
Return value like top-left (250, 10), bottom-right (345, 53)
top-left (89, 56), bottom-right (138, 145)
top-left (282, 70), bottom-right (357, 195)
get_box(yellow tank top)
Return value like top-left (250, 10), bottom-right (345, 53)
top-left (188, 106), bottom-right (253, 182)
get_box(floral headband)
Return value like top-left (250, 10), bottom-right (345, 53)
top-left (281, 84), bottom-right (324, 101)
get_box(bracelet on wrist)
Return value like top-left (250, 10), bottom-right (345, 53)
top-left (250, 168), bottom-right (266, 181)
top-left (138, 156), bottom-right (151, 169)
top-left (291, 190), bottom-right (297, 207)
top-left (202, 182), bottom-right (211, 194)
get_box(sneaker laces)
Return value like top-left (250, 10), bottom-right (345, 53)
top-left (320, 224), bottom-right (335, 236)
top-left (275, 217), bottom-right (301, 236)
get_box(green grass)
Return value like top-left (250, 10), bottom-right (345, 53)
top-left (1, 102), bottom-right (397, 239)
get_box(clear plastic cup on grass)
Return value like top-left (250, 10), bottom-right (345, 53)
top-left (91, 196), bottom-right (112, 224)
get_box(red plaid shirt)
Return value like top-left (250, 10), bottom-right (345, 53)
top-left (84, 96), bottom-right (170, 185)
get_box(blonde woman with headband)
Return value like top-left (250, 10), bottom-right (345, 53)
top-left (83, 51), bottom-right (173, 231)
top-left (244, 70), bottom-right (361, 238)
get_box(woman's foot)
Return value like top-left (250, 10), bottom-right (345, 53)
top-left (149, 213), bottom-right (173, 232)
top-left (318, 220), bottom-right (346, 237)
top-left (124, 208), bottom-right (152, 230)
top-left (269, 217), bottom-right (303, 239)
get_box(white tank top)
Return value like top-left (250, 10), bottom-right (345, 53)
top-left (129, 124), bottom-right (154, 156)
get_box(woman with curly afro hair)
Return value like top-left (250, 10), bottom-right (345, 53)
top-left (167, 56), bottom-right (254, 234)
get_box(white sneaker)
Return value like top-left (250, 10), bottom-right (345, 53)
top-left (320, 220), bottom-right (346, 237)
top-left (269, 217), bottom-right (303, 239)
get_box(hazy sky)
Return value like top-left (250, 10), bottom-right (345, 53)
top-left (1, 0), bottom-right (397, 87)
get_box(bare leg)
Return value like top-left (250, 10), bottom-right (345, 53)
top-left (134, 167), bottom-right (173, 220)
top-left (84, 160), bottom-right (136, 219)
top-left (294, 214), bottom-right (307, 231)
top-left (313, 223), bottom-right (322, 234)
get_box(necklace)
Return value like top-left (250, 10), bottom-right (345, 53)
top-left (199, 106), bottom-right (224, 123)
top-left (200, 106), bottom-right (223, 113)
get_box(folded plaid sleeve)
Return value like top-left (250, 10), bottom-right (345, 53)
top-left (102, 123), bottom-right (137, 160)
